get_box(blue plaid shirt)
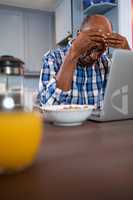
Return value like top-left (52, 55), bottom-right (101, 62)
top-left (38, 43), bottom-right (111, 108)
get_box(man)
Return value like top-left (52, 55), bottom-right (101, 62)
top-left (38, 15), bottom-right (129, 108)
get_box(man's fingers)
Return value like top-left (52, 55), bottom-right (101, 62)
top-left (106, 40), bottom-right (123, 45)
top-left (88, 33), bottom-right (105, 40)
top-left (105, 37), bottom-right (123, 43)
top-left (90, 37), bottom-right (105, 43)
top-left (107, 42), bottom-right (123, 48)
top-left (105, 32), bottom-right (124, 41)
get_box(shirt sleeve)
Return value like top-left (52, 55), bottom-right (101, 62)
top-left (38, 51), bottom-right (71, 105)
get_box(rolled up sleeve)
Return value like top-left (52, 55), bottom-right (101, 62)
top-left (38, 51), bottom-right (71, 105)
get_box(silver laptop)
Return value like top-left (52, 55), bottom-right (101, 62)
top-left (89, 49), bottom-right (133, 121)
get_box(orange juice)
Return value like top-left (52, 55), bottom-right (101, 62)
top-left (0, 112), bottom-right (43, 172)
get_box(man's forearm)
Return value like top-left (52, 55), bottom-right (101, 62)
top-left (56, 48), bottom-right (78, 91)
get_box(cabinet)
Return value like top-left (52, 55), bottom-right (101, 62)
top-left (55, 0), bottom-right (72, 44)
top-left (0, 9), bottom-right (24, 61)
top-left (24, 11), bottom-right (54, 72)
top-left (0, 6), bottom-right (54, 73)
top-left (72, 0), bottom-right (84, 37)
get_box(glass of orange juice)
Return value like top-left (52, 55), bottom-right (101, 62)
top-left (0, 111), bottom-right (43, 174)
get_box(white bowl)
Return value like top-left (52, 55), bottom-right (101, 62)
top-left (42, 104), bottom-right (95, 126)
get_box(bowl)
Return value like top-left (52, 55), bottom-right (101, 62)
top-left (42, 104), bottom-right (95, 126)
top-left (0, 112), bottom-right (42, 174)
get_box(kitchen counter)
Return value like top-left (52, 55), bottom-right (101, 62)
top-left (24, 71), bottom-right (40, 77)
top-left (0, 120), bottom-right (133, 200)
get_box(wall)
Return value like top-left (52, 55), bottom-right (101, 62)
top-left (118, 0), bottom-right (132, 47)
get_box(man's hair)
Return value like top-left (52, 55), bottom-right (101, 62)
top-left (79, 15), bottom-right (113, 31)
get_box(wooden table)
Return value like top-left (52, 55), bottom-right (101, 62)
top-left (0, 120), bottom-right (133, 200)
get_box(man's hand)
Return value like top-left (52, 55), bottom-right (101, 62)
top-left (70, 30), bottom-right (106, 61)
top-left (104, 32), bottom-right (130, 50)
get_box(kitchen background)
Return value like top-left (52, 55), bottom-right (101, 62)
top-left (0, 0), bottom-right (132, 91)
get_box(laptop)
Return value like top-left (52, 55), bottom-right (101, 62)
top-left (88, 49), bottom-right (133, 121)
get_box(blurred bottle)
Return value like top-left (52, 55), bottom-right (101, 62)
top-left (0, 55), bottom-right (43, 174)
